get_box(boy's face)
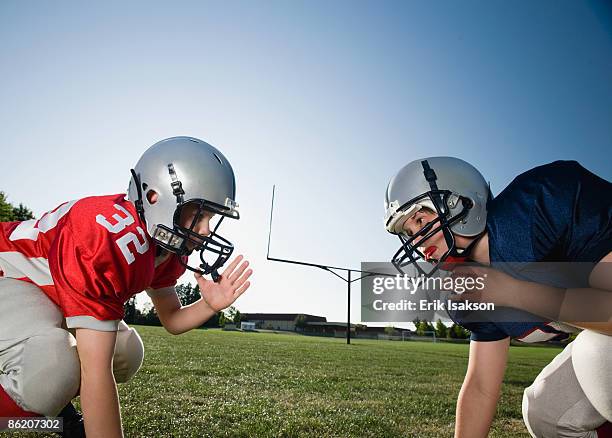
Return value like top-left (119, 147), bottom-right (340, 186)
top-left (179, 203), bottom-right (215, 251)
top-left (401, 208), bottom-right (449, 263)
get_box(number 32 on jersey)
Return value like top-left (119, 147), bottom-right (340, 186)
top-left (96, 204), bottom-right (149, 265)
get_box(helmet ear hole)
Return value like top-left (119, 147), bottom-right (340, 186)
top-left (146, 190), bottom-right (158, 205)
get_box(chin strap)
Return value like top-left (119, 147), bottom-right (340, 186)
top-left (130, 169), bottom-right (147, 224)
top-left (440, 233), bottom-right (486, 271)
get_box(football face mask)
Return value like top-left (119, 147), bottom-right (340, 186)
top-left (387, 191), bottom-right (472, 277)
top-left (152, 199), bottom-right (237, 281)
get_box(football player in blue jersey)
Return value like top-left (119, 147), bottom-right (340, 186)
top-left (384, 157), bottom-right (611, 438)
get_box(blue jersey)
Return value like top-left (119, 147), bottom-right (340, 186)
top-left (464, 161), bottom-right (612, 342)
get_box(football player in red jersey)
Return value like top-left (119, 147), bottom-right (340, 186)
top-left (0, 136), bottom-right (252, 438)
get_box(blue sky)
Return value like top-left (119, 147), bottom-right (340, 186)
top-left (1, 1), bottom-right (611, 324)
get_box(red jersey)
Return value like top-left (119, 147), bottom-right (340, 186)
top-left (0, 194), bottom-right (186, 331)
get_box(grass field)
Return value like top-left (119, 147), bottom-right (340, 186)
top-left (19, 326), bottom-right (563, 438)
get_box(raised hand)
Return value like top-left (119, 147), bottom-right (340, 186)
top-left (195, 255), bottom-right (252, 312)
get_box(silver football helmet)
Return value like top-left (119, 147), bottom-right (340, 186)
top-left (384, 157), bottom-right (491, 276)
top-left (128, 136), bottom-right (239, 280)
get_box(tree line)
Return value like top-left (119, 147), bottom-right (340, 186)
top-left (0, 192), bottom-right (34, 222)
top-left (412, 318), bottom-right (470, 339)
top-left (384, 318), bottom-right (470, 339)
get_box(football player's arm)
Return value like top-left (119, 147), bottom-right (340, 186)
top-left (75, 328), bottom-right (123, 438)
top-left (151, 255), bottom-right (252, 335)
top-left (459, 252), bottom-right (612, 335)
top-left (567, 251), bottom-right (612, 334)
top-left (496, 284), bottom-right (612, 335)
top-left (150, 288), bottom-right (217, 335)
top-left (455, 337), bottom-right (510, 438)
top-left (510, 251), bottom-right (612, 334)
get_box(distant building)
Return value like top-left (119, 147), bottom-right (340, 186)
top-left (240, 313), bottom-right (414, 338)
top-left (241, 321), bottom-right (256, 331)
top-left (242, 313), bottom-right (326, 331)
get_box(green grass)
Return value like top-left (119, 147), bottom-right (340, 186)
top-left (122, 326), bottom-right (562, 438)
top-left (16, 326), bottom-right (562, 437)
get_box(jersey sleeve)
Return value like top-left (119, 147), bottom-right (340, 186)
top-left (48, 197), bottom-right (155, 331)
top-left (468, 324), bottom-right (509, 342)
